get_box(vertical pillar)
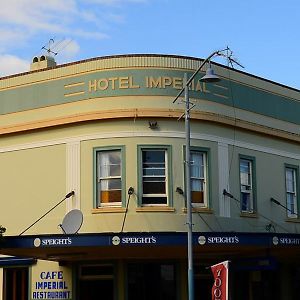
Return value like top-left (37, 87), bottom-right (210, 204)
top-left (218, 142), bottom-right (230, 217)
top-left (0, 268), bottom-right (3, 300)
top-left (66, 141), bottom-right (81, 211)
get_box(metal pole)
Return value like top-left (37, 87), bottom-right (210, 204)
top-left (184, 72), bottom-right (194, 300)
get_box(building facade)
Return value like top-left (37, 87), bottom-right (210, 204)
top-left (0, 54), bottom-right (300, 300)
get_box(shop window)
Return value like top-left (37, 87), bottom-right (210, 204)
top-left (95, 147), bottom-right (125, 207)
top-left (138, 146), bottom-right (172, 206)
top-left (3, 267), bottom-right (28, 300)
top-left (239, 155), bottom-right (256, 213)
top-left (127, 262), bottom-right (177, 300)
top-left (190, 150), bottom-right (209, 207)
top-left (79, 264), bottom-right (114, 299)
top-left (80, 264), bottom-right (114, 279)
top-left (285, 166), bottom-right (298, 218)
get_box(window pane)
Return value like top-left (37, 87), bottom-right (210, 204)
top-left (142, 196), bottom-right (167, 205)
top-left (240, 158), bottom-right (254, 212)
top-left (143, 168), bottom-right (165, 176)
top-left (191, 152), bottom-right (204, 178)
top-left (240, 160), bottom-right (251, 186)
top-left (142, 149), bottom-right (167, 205)
top-left (287, 193), bottom-right (295, 214)
top-left (143, 182), bottom-right (166, 194)
top-left (191, 179), bottom-right (203, 191)
top-left (190, 151), bottom-right (207, 206)
top-left (100, 179), bottom-right (121, 190)
top-left (98, 150), bottom-right (121, 177)
top-left (241, 192), bottom-right (251, 211)
top-left (286, 168), bottom-right (295, 192)
top-left (127, 263), bottom-right (176, 300)
top-left (100, 190), bottom-right (121, 203)
top-left (143, 150), bottom-right (165, 163)
top-left (192, 191), bottom-right (204, 203)
top-left (286, 167), bottom-right (297, 217)
top-left (97, 149), bottom-right (122, 206)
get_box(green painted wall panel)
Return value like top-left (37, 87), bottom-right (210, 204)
top-left (0, 68), bottom-right (299, 125)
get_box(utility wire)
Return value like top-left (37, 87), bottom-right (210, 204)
top-left (194, 209), bottom-right (215, 232)
top-left (19, 191), bottom-right (75, 236)
top-left (223, 189), bottom-right (290, 233)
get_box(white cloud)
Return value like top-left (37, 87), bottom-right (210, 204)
top-left (0, 28), bottom-right (28, 52)
top-left (0, 0), bottom-right (108, 52)
top-left (0, 0), bottom-right (146, 74)
top-left (0, 0), bottom-right (76, 31)
top-left (0, 55), bottom-right (30, 77)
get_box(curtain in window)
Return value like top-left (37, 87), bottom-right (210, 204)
top-left (191, 152), bottom-right (203, 191)
top-left (286, 168), bottom-right (296, 215)
top-left (97, 150), bottom-right (122, 205)
top-left (99, 152), bottom-right (110, 190)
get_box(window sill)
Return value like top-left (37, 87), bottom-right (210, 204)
top-left (285, 218), bottom-right (300, 223)
top-left (136, 207), bottom-right (175, 212)
top-left (92, 207), bottom-right (126, 214)
top-left (182, 207), bottom-right (213, 214)
top-left (240, 212), bottom-right (258, 218)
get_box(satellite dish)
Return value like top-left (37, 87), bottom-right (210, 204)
top-left (59, 209), bottom-right (83, 234)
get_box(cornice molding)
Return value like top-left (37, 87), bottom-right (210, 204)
top-left (0, 108), bottom-right (299, 143)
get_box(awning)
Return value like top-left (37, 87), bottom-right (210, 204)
top-left (1, 232), bottom-right (299, 262)
top-left (0, 256), bottom-right (36, 266)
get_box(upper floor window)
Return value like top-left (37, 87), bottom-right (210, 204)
top-left (239, 156), bottom-right (256, 213)
top-left (96, 148), bottom-right (124, 207)
top-left (190, 150), bottom-right (208, 207)
top-left (139, 146), bottom-right (171, 206)
top-left (285, 166), bottom-right (298, 218)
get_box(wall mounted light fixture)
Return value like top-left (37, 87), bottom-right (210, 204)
top-left (148, 121), bottom-right (158, 129)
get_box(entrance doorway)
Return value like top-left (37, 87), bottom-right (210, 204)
top-left (79, 264), bottom-right (114, 300)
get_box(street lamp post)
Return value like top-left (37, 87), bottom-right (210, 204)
top-left (173, 49), bottom-right (233, 300)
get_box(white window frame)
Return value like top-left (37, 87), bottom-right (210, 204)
top-left (285, 167), bottom-right (298, 218)
top-left (141, 148), bottom-right (168, 206)
top-left (190, 151), bottom-right (208, 208)
top-left (239, 158), bottom-right (254, 213)
top-left (97, 149), bottom-right (122, 207)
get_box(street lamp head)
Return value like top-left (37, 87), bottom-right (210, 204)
top-left (200, 67), bottom-right (220, 83)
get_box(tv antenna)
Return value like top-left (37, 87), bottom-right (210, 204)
top-left (40, 38), bottom-right (75, 58)
top-left (42, 38), bottom-right (58, 56)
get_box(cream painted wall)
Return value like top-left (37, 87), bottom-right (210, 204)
top-left (30, 260), bottom-right (72, 300)
top-left (0, 118), bottom-right (299, 235)
top-left (0, 145), bottom-right (66, 235)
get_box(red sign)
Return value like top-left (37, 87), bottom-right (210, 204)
top-left (210, 261), bottom-right (229, 300)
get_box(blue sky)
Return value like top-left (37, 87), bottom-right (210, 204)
top-left (0, 0), bottom-right (299, 89)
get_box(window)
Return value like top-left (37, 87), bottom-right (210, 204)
top-left (96, 148), bottom-right (124, 207)
top-left (190, 150), bottom-right (208, 207)
top-left (239, 157), bottom-right (255, 213)
top-left (79, 264), bottom-right (114, 299)
top-left (127, 262), bottom-right (177, 300)
top-left (139, 147), bottom-right (171, 205)
top-left (285, 166), bottom-right (298, 218)
top-left (3, 267), bottom-right (28, 300)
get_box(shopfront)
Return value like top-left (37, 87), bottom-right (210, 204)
top-left (1, 232), bottom-right (300, 300)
